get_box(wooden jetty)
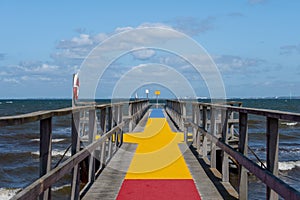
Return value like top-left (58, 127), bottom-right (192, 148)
top-left (1, 99), bottom-right (300, 200)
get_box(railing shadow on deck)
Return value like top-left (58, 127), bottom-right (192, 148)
top-left (0, 100), bottom-right (150, 200)
top-left (166, 99), bottom-right (300, 200)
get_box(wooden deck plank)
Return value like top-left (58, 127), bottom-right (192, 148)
top-left (82, 143), bottom-right (137, 200)
top-left (179, 144), bottom-right (238, 200)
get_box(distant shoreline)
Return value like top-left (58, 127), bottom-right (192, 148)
top-left (0, 97), bottom-right (299, 101)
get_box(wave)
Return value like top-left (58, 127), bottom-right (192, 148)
top-left (31, 149), bottom-right (71, 157)
top-left (279, 161), bottom-right (300, 171)
top-left (52, 184), bottom-right (71, 191)
top-left (259, 161), bottom-right (300, 171)
top-left (30, 138), bottom-right (65, 143)
top-left (5, 101), bottom-right (13, 104)
top-left (0, 188), bottom-right (20, 200)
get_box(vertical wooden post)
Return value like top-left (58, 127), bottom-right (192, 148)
top-left (88, 109), bottom-right (96, 184)
top-left (129, 103), bottom-right (133, 132)
top-left (184, 124), bottom-right (188, 143)
top-left (182, 102), bottom-right (186, 131)
top-left (202, 131), bottom-right (208, 158)
top-left (119, 105), bottom-right (123, 146)
top-left (230, 111), bottom-right (235, 138)
top-left (107, 106), bottom-right (112, 131)
top-left (100, 107), bottom-right (106, 135)
top-left (238, 112), bottom-right (248, 200)
top-left (71, 111), bottom-right (80, 200)
top-left (40, 117), bottom-right (52, 200)
top-left (221, 109), bottom-right (229, 182)
top-left (202, 106), bottom-right (207, 131)
top-left (266, 117), bottom-right (279, 200)
top-left (210, 107), bottom-right (217, 168)
top-left (192, 104), bottom-right (198, 145)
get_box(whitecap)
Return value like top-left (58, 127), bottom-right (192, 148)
top-left (258, 161), bottom-right (300, 171)
top-left (30, 138), bottom-right (65, 143)
top-left (52, 184), bottom-right (71, 191)
top-left (0, 188), bottom-right (21, 200)
top-left (279, 161), bottom-right (300, 171)
top-left (31, 149), bottom-right (71, 157)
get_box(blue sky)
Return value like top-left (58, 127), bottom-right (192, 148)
top-left (0, 0), bottom-right (300, 99)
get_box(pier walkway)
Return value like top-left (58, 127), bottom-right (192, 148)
top-left (6, 99), bottom-right (300, 200)
top-left (83, 109), bottom-right (235, 200)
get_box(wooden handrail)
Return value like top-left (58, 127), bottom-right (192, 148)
top-left (4, 99), bottom-right (150, 200)
top-left (12, 124), bottom-right (123, 200)
top-left (186, 121), bottom-right (300, 200)
top-left (166, 100), bottom-right (300, 200)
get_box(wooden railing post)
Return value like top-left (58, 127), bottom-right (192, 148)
top-left (100, 107), bottom-right (106, 135)
top-left (40, 117), bottom-right (52, 200)
top-left (221, 109), bottom-right (229, 182)
top-left (210, 107), bottom-right (217, 168)
top-left (71, 111), bottom-right (80, 200)
top-left (181, 102), bottom-right (186, 131)
top-left (118, 105), bottom-right (123, 146)
top-left (266, 117), bottom-right (279, 200)
top-left (192, 104), bottom-right (197, 144)
top-left (128, 103), bottom-right (133, 132)
top-left (238, 112), bottom-right (248, 200)
top-left (88, 109), bottom-right (96, 184)
top-left (202, 106), bottom-right (207, 131)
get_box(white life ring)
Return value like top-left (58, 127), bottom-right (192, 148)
top-left (73, 73), bottom-right (79, 100)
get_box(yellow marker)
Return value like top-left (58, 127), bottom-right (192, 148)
top-left (123, 118), bottom-right (192, 179)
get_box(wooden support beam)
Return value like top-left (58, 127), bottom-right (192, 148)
top-left (238, 112), bottom-right (248, 200)
top-left (221, 109), bottom-right (229, 182)
top-left (210, 107), bottom-right (217, 168)
top-left (202, 106), bottom-right (207, 131)
top-left (39, 117), bottom-right (52, 200)
top-left (100, 107), bottom-right (106, 135)
top-left (128, 103), bottom-right (133, 132)
top-left (71, 111), bottom-right (80, 200)
top-left (266, 117), bottom-right (279, 200)
top-left (88, 109), bottom-right (96, 184)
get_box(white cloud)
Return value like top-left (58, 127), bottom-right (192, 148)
top-left (214, 55), bottom-right (265, 72)
top-left (280, 44), bottom-right (300, 55)
top-left (17, 62), bottom-right (59, 73)
top-left (3, 78), bottom-right (19, 84)
top-left (131, 49), bottom-right (156, 60)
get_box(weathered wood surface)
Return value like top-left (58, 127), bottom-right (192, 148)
top-left (166, 100), bottom-right (300, 200)
top-left (178, 143), bottom-right (238, 200)
top-left (82, 143), bottom-right (137, 200)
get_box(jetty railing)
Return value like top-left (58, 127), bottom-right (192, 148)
top-left (165, 100), bottom-right (300, 200)
top-left (0, 99), bottom-right (149, 200)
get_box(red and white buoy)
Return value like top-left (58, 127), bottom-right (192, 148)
top-left (73, 73), bottom-right (80, 101)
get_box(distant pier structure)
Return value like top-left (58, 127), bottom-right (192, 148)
top-left (1, 99), bottom-right (300, 200)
